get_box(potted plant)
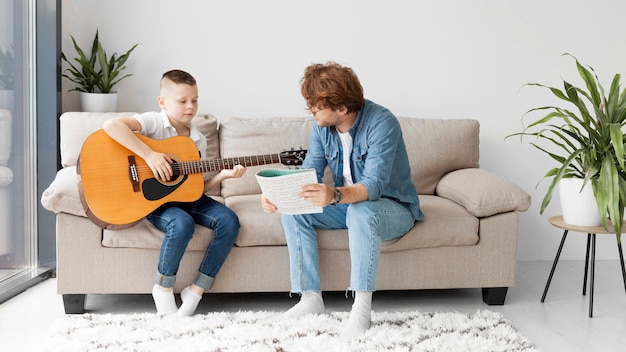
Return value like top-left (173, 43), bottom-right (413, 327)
top-left (0, 45), bottom-right (14, 111)
top-left (61, 30), bottom-right (138, 112)
top-left (507, 54), bottom-right (626, 240)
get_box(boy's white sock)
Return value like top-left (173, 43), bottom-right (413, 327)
top-left (151, 284), bottom-right (177, 315)
top-left (341, 291), bottom-right (372, 339)
top-left (178, 286), bottom-right (203, 316)
top-left (283, 291), bottom-right (325, 318)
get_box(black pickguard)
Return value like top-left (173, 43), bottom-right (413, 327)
top-left (142, 175), bottom-right (188, 201)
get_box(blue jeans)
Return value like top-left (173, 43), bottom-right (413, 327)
top-left (147, 194), bottom-right (240, 290)
top-left (281, 198), bottom-right (416, 292)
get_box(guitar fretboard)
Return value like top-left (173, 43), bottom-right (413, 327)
top-left (173, 154), bottom-right (282, 174)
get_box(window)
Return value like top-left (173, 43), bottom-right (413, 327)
top-left (0, 0), bottom-right (58, 303)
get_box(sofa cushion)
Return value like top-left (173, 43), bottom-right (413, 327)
top-left (102, 218), bottom-right (214, 250)
top-left (225, 194), bottom-right (478, 250)
top-left (101, 195), bottom-right (479, 251)
top-left (219, 116), bottom-right (315, 198)
top-left (60, 112), bottom-right (136, 168)
top-left (40, 166), bottom-right (86, 217)
top-left (316, 195), bottom-right (479, 252)
top-left (400, 118), bottom-right (479, 195)
top-left (190, 113), bottom-right (221, 196)
top-left (226, 194), bottom-right (287, 247)
top-left (436, 168), bottom-right (531, 217)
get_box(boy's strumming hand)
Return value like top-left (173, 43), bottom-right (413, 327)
top-left (145, 151), bottom-right (173, 181)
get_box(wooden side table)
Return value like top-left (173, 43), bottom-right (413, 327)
top-left (541, 215), bottom-right (626, 317)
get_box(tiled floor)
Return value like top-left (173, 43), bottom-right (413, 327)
top-left (1, 260), bottom-right (625, 351)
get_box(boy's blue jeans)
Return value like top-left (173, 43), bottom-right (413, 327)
top-left (147, 194), bottom-right (240, 291)
top-left (281, 198), bottom-right (416, 292)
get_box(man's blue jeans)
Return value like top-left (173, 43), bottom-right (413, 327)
top-left (281, 198), bottom-right (416, 292)
top-left (147, 194), bottom-right (240, 290)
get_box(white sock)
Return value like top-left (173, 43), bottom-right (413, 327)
top-left (178, 286), bottom-right (203, 316)
top-left (283, 291), bottom-right (325, 318)
top-left (341, 291), bottom-right (372, 339)
top-left (151, 284), bottom-right (177, 315)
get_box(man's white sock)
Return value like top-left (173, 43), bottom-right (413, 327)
top-left (283, 291), bottom-right (325, 318)
top-left (341, 291), bottom-right (372, 339)
top-left (151, 284), bottom-right (178, 315)
top-left (178, 286), bottom-right (203, 316)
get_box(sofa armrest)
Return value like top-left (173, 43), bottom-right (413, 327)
top-left (435, 168), bottom-right (531, 217)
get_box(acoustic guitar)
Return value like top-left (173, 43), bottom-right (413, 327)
top-left (77, 129), bottom-right (306, 228)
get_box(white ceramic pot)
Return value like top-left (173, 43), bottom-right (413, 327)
top-left (80, 92), bottom-right (118, 112)
top-left (558, 178), bottom-right (601, 226)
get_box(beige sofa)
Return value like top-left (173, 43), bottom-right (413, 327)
top-left (41, 112), bottom-right (531, 314)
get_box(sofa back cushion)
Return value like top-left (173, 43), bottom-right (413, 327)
top-left (60, 112), bottom-right (220, 167)
top-left (400, 118), bottom-right (479, 195)
top-left (219, 116), bottom-right (315, 198)
top-left (219, 116), bottom-right (479, 197)
top-left (57, 112), bottom-right (221, 201)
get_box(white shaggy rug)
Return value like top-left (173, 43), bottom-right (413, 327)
top-left (41, 310), bottom-right (538, 352)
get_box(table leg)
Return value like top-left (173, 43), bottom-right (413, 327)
top-left (617, 236), bottom-right (626, 295)
top-left (542, 230), bottom-right (568, 302)
top-left (583, 233), bottom-right (591, 296)
top-left (589, 233), bottom-right (596, 318)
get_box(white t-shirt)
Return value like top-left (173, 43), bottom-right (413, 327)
top-left (338, 131), bottom-right (354, 186)
top-left (132, 110), bottom-right (207, 158)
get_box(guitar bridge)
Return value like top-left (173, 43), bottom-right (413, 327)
top-left (128, 156), bottom-right (140, 192)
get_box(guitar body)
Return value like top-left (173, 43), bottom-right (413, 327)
top-left (78, 130), bottom-right (204, 226)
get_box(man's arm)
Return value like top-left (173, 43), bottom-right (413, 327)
top-left (300, 183), bottom-right (368, 207)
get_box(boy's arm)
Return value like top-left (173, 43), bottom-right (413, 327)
top-left (102, 117), bottom-right (174, 181)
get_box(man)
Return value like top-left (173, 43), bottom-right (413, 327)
top-left (262, 61), bottom-right (423, 338)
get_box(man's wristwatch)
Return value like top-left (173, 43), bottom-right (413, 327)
top-left (332, 188), bottom-right (342, 205)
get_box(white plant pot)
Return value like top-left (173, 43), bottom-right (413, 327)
top-left (80, 92), bottom-right (118, 112)
top-left (558, 178), bottom-right (601, 226)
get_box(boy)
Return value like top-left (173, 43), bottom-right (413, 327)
top-left (103, 69), bottom-right (245, 316)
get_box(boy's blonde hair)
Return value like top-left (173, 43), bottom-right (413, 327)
top-left (160, 69), bottom-right (196, 93)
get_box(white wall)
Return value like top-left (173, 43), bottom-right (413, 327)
top-left (61, 0), bottom-right (626, 261)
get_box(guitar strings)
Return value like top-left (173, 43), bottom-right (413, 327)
top-left (131, 154), bottom-right (285, 175)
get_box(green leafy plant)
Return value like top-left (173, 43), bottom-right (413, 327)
top-left (507, 53), bottom-right (626, 239)
top-left (0, 45), bottom-right (14, 90)
top-left (61, 30), bottom-right (138, 93)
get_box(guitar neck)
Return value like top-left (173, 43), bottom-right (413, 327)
top-left (174, 154), bottom-right (282, 174)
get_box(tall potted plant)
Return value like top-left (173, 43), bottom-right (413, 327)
top-left (61, 30), bottom-right (138, 112)
top-left (507, 54), bottom-right (626, 240)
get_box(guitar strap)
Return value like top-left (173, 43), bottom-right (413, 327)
top-left (76, 156), bottom-right (141, 230)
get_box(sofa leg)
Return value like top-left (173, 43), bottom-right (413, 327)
top-left (481, 287), bottom-right (508, 305)
top-left (62, 294), bottom-right (86, 314)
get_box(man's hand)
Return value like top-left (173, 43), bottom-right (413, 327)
top-left (300, 183), bottom-right (335, 207)
top-left (261, 195), bottom-right (278, 213)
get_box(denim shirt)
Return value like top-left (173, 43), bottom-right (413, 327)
top-left (303, 99), bottom-right (424, 220)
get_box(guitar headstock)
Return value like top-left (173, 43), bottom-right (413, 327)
top-left (280, 149), bottom-right (307, 166)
